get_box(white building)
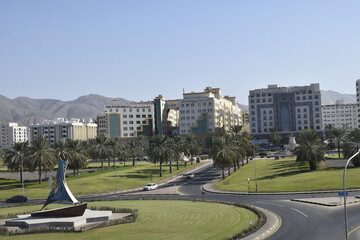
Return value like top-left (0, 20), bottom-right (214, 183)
top-left (0, 122), bottom-right (28, 149)
top-left (356, 79), bottom-right (360, 128)
top-left (249, 83), bottom-right (322, 136)
top-left (97, 101), bottom-right (155, 138)
top-left (322, 100), bottom-right (358, 130)
top-left (29, 118), bottom-right (97, 145)
top-left (155, 87), bottom-right (242, 135)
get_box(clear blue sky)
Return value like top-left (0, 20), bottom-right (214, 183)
top-left (1, 1), bottom-right (359, 105)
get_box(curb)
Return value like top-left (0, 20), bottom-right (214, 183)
top-left (202, 181), bottom-right (282, 239)
top-left (202, 183), bottom-right (360, 196)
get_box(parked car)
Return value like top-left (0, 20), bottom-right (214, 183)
top-left (6, 195), bottom-right (28, 203)
top-left (143, 183), bottom-right (158, 191)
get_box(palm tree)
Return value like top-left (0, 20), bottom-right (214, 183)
top-left (66, 139), bottom-right (88, 176)
top-left (324, 124), bottom-right (335, 141)
top-left (91, 136), bottom-right (113, 171)
top-left (268, 127), bottom-right (281, 148)
top-left (114, 138), bottom-right (129, 166)
top-left (292, 129), bottom-right (325, 170)
top-left (3, 141), bottom-right (29, 187)
top-left (184, 135), bottom-right (201, 165)
top-left (332, 127), bottom-right (347, 158)
top-left (343, 129), bottom-right (360, 167)
top-left (210, 135), bottom-right (236, 179)
top-left (230, 125), bottom-right (247, 170)
top-left (28, 135), bottom-right (56, 184)
top-left (128, 138), bottom-right (145, 166)
top-left (172, 135), bottom-right (186, 170)
top-left (148, 135), bottom-right (175, 177)
top-left (53, 139), bottom-right (70, 160)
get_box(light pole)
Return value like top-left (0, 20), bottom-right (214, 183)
top-left (254, 159), bottom-right (258, 192)
top-left (343, 148), bottom-right (360, 240)
top-left (21, 157), bottom-right (24, 195)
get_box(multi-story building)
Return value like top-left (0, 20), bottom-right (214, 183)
top-left (356, 79), bottom-right (360, 128)
top-left (322, 100), bottom-right (358, 130)
top-left (154, 96), bottom-right (180, 135)
top-left (29, 118), bottom-right (97, 145)
top-left (249, 83), bottom-right (322, 136)
top-left (155, 87), bottom-right (243, 135)
top-left (0, 122), bottom-right (28, 148)
top-left (97, 101), bottom-right (155, 138)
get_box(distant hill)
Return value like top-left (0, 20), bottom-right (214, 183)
top-left (320, 90), bottom-right (356, 105)
top-left (0, 94), bottom-right (129, 125)
top-left (0, 90), bottom-right (356, 124)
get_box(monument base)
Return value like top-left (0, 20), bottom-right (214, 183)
top-left (31, 203), bottom-right (87, 217)
top-left (5, 209), bottom-right (114, 229)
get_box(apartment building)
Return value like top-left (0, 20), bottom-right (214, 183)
top-left (356, 79), bottom-right (360, 128)
top-left (29, 118), bottom-right (97, 145)
top-left (249, 83), bottom-right (322, 136)
top-left (154, 87), bottom-right (242, 135)
top-left (322, 100), bottom-right (358, 130)
top-left (97, 101), bottom-right (155, 138)
top-left (0, 122), bottom-right (28, 148)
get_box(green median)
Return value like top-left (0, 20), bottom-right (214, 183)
top-left (213, 158), bottom-right (360, 192)
top-left (0, 161), bottom-right (204, 200)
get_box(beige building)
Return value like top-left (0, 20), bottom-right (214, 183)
top-left (155, 87), bottom-right (243, 135)
top-left (0, 122), bottom-right (28, 149)
top-left (29, 118), bottom-right (97, 145)
top-left (97, 101), bottom-right (155, 138)
top-left (322, 100), bottom-right (358, 130)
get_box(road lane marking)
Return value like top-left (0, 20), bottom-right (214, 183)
top-left (256, 201), bottom-right (285, 207)
top-left (349, 225), bottom-right (360, 236)
top-left (291, 208), bottom-right (308, 218)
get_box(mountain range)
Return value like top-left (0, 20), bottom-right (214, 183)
top-left (0, 90), bottom-right (356, 125)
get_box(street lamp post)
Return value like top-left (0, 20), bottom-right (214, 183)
top-left (343, 148), bottom-right (360, 240)
top-left (254, 159), bottom-right (258, 192)
top-left (21, 158), bottom-right (24, 195)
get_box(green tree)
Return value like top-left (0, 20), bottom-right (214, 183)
top-left (210, 135), bottom-right (236, 179)
top-left (53, 139), bottom-right (70, 160)
top-left (66, 139), bottom-right (88, 176)
top-left (172, 135), bottom-right (186, 170)
top-left (90, 136), bottom-right (114, 171)
top-left (268, 127), bottom-right (281, 148)
top-left (184, 135), bottom-right (201, 165)
top-left (4, 141), bottom-right (29, 185)
top-left (28, 135), bottom-right (56, 184)
top-left (229, 126), bottom-right (246, 171)
top-left (332, 128), bottom-right (347, 158)
top-left (343, 128), bottom-right (360, 167)
top-left (128, 138), bottom-right (145, 166)
top-left (113, 138), bottom-right (129, 167)
top-left (292, 129), bottom-right (325, 170)
top-left (148, 135), bottom-right (175, 177)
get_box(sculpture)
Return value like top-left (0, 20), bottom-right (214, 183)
top-left (31, 159), bottom-right (87, 217)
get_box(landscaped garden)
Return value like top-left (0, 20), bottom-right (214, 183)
top-left (0, 200), bottom-right (260, 240)
top-left (213, 158), bottom-right (360, 192)
top-left (0, 161), bottom-right (203, 200)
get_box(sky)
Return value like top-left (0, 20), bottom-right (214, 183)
top-left (1, 1), bottom-right (360, 105)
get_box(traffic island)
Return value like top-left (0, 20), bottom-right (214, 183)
top-left (0, 207), bottom-right (137, 236)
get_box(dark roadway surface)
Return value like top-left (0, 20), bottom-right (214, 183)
top-left (2, 163), bottom-right (360, 240)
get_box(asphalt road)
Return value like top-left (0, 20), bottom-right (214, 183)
top-left (177, 164), bottom-right (360, 240)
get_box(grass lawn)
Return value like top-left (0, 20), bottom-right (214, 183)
top-left (0, 161), bottom-right (204, 200)
top-left (213, 158), bottom-right (360, 192)
top-left (0, 200), bottom-right (258, 240)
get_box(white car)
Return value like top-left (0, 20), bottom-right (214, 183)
top-left (143, 183), bottom-right (158, 191)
